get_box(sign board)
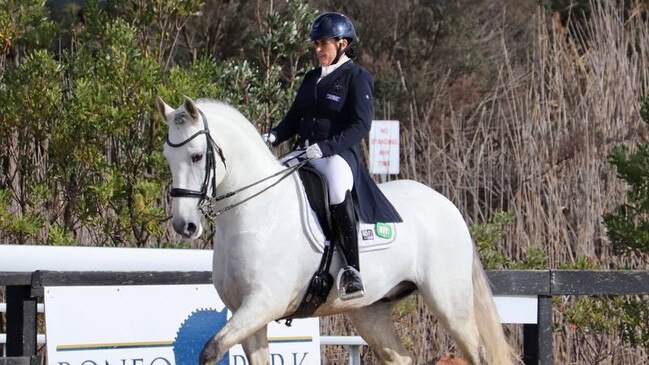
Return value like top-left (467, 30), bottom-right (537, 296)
top-left (44, 285), bottom-right (320, 365)
top-left (369, 120), bottom-right (400, 175)
top-left (494, 295), bottom-right (538, 324)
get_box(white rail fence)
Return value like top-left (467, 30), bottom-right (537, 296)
top-left (0, 303), bottom-right (46, 357)
top-left (5, 245), bottom-right (596, 365)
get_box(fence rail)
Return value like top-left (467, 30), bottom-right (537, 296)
top-left (2, 270), bottom-right (649, 365)
top-left (0, 303), bottom-right (45, 353)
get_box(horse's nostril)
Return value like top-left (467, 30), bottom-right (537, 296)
top-left (187, 222), bottom-right (197, 235)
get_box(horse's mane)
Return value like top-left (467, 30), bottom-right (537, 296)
top-left (195, 99), bottom-right (255, 132)
top-left (193, 99), bottom-right (279, 166)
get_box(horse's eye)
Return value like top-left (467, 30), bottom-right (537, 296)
top-left (191, 154), bottom-right (203, 163)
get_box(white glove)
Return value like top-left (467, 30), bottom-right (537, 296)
top-left (306, 144), bottom-right (323, 159)
top-left (262, 132), bottom-right (276, 144)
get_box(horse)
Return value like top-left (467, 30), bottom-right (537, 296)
top-left (156, 96), bottom-right (516, 365)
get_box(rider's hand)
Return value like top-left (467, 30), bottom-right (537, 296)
top-left (306, 144), bottom-right (323, 159)
top-left (262, 132), bottom-right (277, 144)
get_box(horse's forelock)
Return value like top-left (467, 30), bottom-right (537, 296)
top-left (172, 111), bottom-right (190, 126)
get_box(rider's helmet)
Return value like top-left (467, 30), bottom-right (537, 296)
top-left (309, 12), bottom-right (356, 43)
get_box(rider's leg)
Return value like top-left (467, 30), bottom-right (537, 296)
top-left (310, 155), bottom-right (364, 300)
top-left (330, 190), bottom-right (365, 299)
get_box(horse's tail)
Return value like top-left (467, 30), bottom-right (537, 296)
top-left (472, 249), bottom-right (519, 365)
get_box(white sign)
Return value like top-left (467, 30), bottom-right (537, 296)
top-left (369, 120), bottom-right (400, 175)
top-left (494, 295), bottom-right (538, 324)
top-left (44, 285), bottom-right (320, 365)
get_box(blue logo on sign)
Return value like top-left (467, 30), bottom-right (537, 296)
top-left (173, 308), bottom-right (229, 365)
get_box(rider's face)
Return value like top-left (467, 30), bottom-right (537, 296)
top-left (313, 38), bottom-right (347, 67)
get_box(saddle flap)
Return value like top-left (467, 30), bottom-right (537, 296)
top-left (298, 164), bottom-right (332, 239)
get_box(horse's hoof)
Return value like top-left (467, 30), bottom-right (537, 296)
top-left (198, 352), bottom-right (210, 365)
top-left (199, 345), bottom-right (218, 365)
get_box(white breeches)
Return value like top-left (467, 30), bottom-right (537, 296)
top-left (281, 150), bottom-right (353, 205)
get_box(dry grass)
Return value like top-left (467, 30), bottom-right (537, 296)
top-left (323, 2), bottom-right (649, 364)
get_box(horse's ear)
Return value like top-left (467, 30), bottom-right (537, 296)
top-left (156, 96), bottom-right (173, 123)
top-left (183, 96), bottom-right (200, 122)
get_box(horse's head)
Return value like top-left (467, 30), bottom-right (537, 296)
top-left (157, 96), bottom-right (226, 238)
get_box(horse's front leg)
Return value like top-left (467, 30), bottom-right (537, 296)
top-left (240, 326), bottom-right (270, 364)
top-left (199, 300), bottom-right (276, 365)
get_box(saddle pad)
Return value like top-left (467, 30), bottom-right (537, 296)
top-left (294, 174), bottom-right (397, 253)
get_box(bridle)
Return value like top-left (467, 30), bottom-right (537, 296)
top-left (166, 109), bottom-right (226, 208)
top-left (165, 109), bottom-right (307, 219)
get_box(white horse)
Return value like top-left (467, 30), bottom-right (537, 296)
top-left (157, 96), bottom-right (516, 365)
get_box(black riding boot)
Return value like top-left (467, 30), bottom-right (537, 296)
top-left (330, 191), bottom-right (364, 300)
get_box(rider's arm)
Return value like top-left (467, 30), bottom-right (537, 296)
top-left (271, 70), bottom-right (319, 146)
top-left (271, 99), bottom-right (301, 146)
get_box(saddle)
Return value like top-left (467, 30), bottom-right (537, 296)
top-left (282, 163), bottom-right (398, 323)
top-left (283, 164), bottom-right (337, 322)
top-left (299, 168), bottom-right (398, 253)
top-left (298, 165), bottom-right (334, 240)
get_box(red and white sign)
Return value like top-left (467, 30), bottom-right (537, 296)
top-left (369, 120), bottom-right (400, 175)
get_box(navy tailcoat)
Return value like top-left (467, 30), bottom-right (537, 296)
top-left (272, 61), bottom-right (402, 223)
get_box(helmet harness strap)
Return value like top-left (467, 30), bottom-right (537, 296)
top-left (331, 38), bottom-right (345, 65)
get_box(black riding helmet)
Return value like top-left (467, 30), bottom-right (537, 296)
top-left (310, 12), bottom-right (356, 42)
top-left (310, 12), bottom-right (357, 64)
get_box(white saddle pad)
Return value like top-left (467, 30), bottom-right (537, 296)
top-left (294, 174), bottom-right (397, 253)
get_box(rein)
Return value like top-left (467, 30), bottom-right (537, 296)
top-left (202, 158), bottom-right (307, 219)
top-left (166, 108), bottom-right (307, 218)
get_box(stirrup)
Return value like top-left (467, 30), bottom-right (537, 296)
top-left (336, 266), bottom-right (365, 301)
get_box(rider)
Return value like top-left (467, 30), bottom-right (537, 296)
top-left (263, 12), bottom-right (402, 300)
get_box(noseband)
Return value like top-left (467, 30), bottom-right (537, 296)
top-left (165, 110), bottom-right (226, 207)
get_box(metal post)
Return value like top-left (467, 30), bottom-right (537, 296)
top-left (349, 345), bottom-right (360, 365)
top-left (321, 336), bottom-right (366, 365)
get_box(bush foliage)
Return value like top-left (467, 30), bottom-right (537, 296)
top-left (0, 0), bottom-right (314, 247)
top-left (601, 93), bottom-right (649, 348)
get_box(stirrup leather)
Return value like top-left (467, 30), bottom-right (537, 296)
top-left (336, 266), bottom-right (365, 300)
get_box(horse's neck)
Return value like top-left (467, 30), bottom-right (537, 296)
top-left (206, 108), bottom-right (293, 215)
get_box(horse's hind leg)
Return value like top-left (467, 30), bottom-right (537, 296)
top-left (418, 278), bottom-right (481, 365)
top-left (348, 301), bottom-right (413, 365)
